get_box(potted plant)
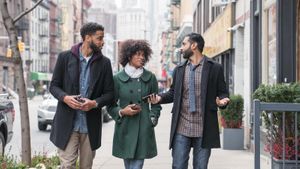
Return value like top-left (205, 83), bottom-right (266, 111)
top-left (253, 83), bottom-right (300, 168)
top-left (219, 94), bottom-right (244, 150)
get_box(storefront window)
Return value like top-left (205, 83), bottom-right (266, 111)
top-left (267, 3), bottom-right (277, 84)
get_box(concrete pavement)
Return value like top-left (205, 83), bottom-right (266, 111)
top-left (92, 104), bottom-right (257, 169)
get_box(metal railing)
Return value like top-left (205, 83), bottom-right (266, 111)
top-left (253, 100), bottom-right (300, 169)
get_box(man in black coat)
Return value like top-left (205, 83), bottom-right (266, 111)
top-left (50, 22), bottom-right (114, 168)
top-left (150, 33), bottom-right (230, 169)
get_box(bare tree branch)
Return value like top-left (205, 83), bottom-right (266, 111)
top-left (13, 0), bottom-right (43, 23)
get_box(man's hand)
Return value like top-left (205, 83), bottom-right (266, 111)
top-left (120, 104), bottom-right (141, 116)
top-left (149, 94), bottom-right (161, 104)
top-left (80, 98), bottom-right (97, 111)
top-left (216, 97), bottom-right (230, 107)
top-left (63, 95), bottom-right (83, 110)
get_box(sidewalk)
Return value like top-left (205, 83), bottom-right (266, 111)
top-left (92, 104), bottom-right (255, 169)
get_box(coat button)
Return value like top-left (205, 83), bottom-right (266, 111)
top-left (137, 89), bottom-right (141, 92)
top-left (138, 101), bottom-right (141, 103)
top-left (129, 101), bottom-right (133, 104)
top-left (130, 90), bottom-right (133, 93)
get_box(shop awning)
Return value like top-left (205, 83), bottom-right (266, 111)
top-left (31, 72), bottom-right (52, 81)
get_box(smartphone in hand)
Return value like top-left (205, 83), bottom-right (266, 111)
top-left (142, 93), bottom-right (156, 103)
top-left (74, 95), bottom-right (85, 103)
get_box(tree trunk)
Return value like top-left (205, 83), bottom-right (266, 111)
top-left (0, 0), bottom-right (31, 165)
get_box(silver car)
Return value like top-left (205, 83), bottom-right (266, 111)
top-left (37, 95), bottom-right (57, 131)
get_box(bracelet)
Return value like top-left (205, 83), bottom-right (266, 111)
top-left (118, 110), bottom-right (123, 117)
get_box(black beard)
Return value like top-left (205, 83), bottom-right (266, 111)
top-left (182, 49), bottom-right (193, 59)
top-left (89, 41), bottom-right (101, 53)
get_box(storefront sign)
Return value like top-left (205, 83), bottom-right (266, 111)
top-left (203, 3), bottom-right (233, 57)
top-left (31, 72), bottom-right (52, 81)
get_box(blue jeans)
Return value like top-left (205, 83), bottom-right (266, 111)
top-left (172, 133), bottom-right (211, 169)
top-left (123, 159), bottom-right (144, 169)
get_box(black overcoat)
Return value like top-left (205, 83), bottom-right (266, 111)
top-left (49, 43), bottom-right (114, 150)
top-left (160, 56), bottom-right (229, 149)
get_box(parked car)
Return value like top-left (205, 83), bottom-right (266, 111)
top-left (0, 94), bottom-right (15, 155)
top-left (37, 95), bottom-right (57, 131)
top-left (37, 95), bottom-right (111, 131)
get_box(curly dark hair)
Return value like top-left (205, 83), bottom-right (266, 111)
top-left (80, 22), bottom-right (104, 41)
top-left (119, 39), bottom-right (152, 67)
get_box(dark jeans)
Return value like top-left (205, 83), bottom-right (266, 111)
top-left (172, 133), bottom-right (211, 169)
top-left (123, 159), bottom-right (144, 169)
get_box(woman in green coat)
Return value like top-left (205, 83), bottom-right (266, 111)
top-left (107, 39), bottom-right (162, 169)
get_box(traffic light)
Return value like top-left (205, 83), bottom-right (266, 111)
top-left (18, 41), bottom-right (25, 52)
top-left (6, 48), bottom-right (12, 57)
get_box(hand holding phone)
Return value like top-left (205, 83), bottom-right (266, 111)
top-left (74, 95), bottom-right (85, 103)
top-left (120, 104), bottom-right (141, 116)
top-left (142, 93), bottom-right (156, 103)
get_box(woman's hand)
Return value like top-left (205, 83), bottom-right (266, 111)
top-left (120, 104), bottom-right (141, 116)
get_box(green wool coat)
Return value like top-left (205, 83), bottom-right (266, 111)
top-left (107, 69), bottom-right (162, 159)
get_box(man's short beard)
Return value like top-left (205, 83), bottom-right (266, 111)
top-left (89, 41), bottom-right (101, 53)
top-left (182, 49), bottom-right (193, 59)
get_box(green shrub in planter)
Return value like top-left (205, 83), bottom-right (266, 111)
top-left (253, 83), bottom-right (300, 160)
top-left (219, 94), bottom-right (244, 128)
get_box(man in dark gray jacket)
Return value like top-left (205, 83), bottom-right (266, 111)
top-left (150, 33), bottom-right (230, 169)
top-left (50, 22), bottom-right (114, 168)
